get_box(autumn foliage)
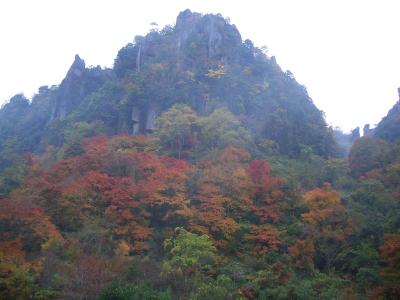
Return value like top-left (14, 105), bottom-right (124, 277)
top-left (0, 134), bottom-right (398, 299)
top-left (369, 233), bottom-right (400, 299)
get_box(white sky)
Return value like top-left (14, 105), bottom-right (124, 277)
top-left (0, 0), bottom-right (399, 132)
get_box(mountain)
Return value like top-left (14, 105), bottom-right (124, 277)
top-left (2, 10), bottom-right (400, 300)
top-left (0, 9), bottom-right (336, 162)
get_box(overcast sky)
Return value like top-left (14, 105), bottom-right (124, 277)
top-left (1, 0), bottom-right (399, 132)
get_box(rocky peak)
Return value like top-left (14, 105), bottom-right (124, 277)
top-left (115, 10), bottom-right (244, 77)
top-left (51, 55), bottom-right (110, 120)
top-left (351, 127), bottom-right (361, 141)
top-left (363, 124), bottom-right (375, 137)
top-left (397, 87), bottom-right (400, 101)
top-left (51, 55), bottom-right (86, 119)
top-left (66, 54), bottom-right (86, 78)
top-left (374, 88), bottom-right (400, 142)
top-left (69, 54), bottom-right (86, 72)
top-left (175, 9), bottom-right (202, 31)
top-left (61, 54), bottom-right (86, 88)
top-left (174, 9), bottom-right (242, 59)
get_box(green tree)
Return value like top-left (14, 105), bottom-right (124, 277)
top-left (196, 109), bottom-right (252, 152)
top-left (163, 228), bottom-right (216, 276)
top-left (154, 104), bottom-right (197, 158)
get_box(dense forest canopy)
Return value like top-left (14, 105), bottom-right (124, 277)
top-left (0, 9), bottom-right (399, 300)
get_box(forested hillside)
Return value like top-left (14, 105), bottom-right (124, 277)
top-left (0, 10), bottom-right (399, 300)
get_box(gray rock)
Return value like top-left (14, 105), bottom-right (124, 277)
top-left (363, 124), bottom-right (375, 137)
top-left (51, 55), bottom-right (112, 120)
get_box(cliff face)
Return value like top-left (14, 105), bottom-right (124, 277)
top-left (51, 55), bottom-right (85, 119)
top-left (175, 9), bottom-right (242, 59)
top-left (374, 88), bottom-right (400, 143)
top-left (51, 55), bottom-right (112, 120)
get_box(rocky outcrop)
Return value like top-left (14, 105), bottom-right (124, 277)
top-left (51, 55), bottom-right (85, 119)
top-left (126, 10), bottom-right (243, 135)
top-left (374, 91), bottom-right (400, 143)
top-left (351, 127), bottom-right (360, 140)
top-left (131, 104), bottom-right (159, 135)
top-left (145, 105), bottom-right (158, 134)
top-left (175, 9), bottom-right (202, 51)
top-left (131, 107), bottom-right (140, 135)
top-left (175, 9), bottom-right (242, 59)
top-left (363, 124), bottom-right (375, 137)
top-left (136, 45), bottom-right (142, 73)
top-left (51, 55), bottom-right (112, 120)
top-left (126, 9), bottom-right (243, 75)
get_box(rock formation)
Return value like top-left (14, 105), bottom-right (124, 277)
top-left (51, 55), bottom-right (86, 119)
top-left (374, 88), bottom-right (400, 142)
top-left (363, 124), bottom-right (375, 137)
top-left (175, 9), bottom-right (242, 60)
top-left (51, 55), bottom-right (112, 120)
